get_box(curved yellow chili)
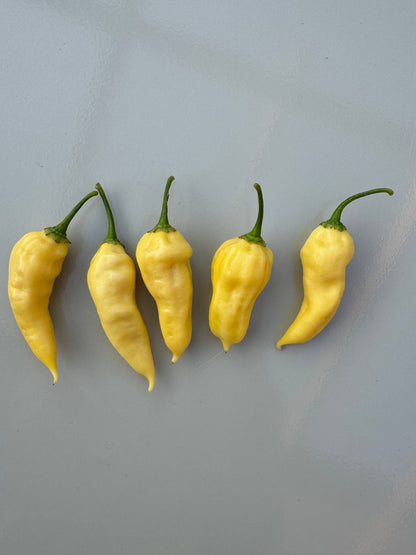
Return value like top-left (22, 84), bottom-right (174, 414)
top-left (8, 191), bottom-right (98, 384)
top-left (209, 184), bottom-right (273, 352)
top-left (277, 188), bottom-right (394, 349)
top-left (136, 176), bottom-right (193, 363)
top-left (88, 184), bottom-right (155, 391)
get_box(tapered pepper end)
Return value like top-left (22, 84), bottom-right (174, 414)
top-left (171, 353), bottom-right (179, 364)
top-left (277, 332), bottom-right (296, 349)
top-left (221, 339), bottom-right (231, 353)
top-left (147, 376), bottom-right (155, 392)
top-left (49, 367), bottom-right (58, 385)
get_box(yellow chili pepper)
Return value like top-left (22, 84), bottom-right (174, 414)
top-left (209, 184), bottom-right (273, 352)
top-left (88, 184), bottom-right (155, 391)
top-left (277, 187), bottom-right (394, 349)
top-left (8, 190), bottom-right (98, 384)
top-left (136, 176), bottom-right (193, 363)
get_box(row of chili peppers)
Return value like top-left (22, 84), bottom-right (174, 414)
top-left (8, 179), bottom-right (394, 391)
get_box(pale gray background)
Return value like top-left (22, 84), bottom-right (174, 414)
top-left (1, 2), bottom-right (416, 554)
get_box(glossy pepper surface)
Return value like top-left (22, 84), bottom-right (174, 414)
top-left (88, 184), bottom-right (155, 391)
top-left (136, 176), bottom-right (193, 363)
top-left (277, 188), bottom-right (394, 349)
top-left (8, 190), bottom-right (98, 384)
top-left (209, 184), bottom-right (273, 352)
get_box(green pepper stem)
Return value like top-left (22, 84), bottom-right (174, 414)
top-left (239, 183), bottom-right (267, 246)
top-left (151, 176), bottom-right (176, 232)
top-left (321, 187), bottom-right (394, 231)
top-left (95, 183), bottom-right (121, 245)
top-left (45, 190), bottom-right (98, 243)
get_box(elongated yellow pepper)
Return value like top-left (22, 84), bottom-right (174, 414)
top-left (136, 176), bottom-right (193, 363)
top-left (8, 191), bottom-right (98, 384)
top-left (277, 188), bottom-right (394, 349)
top-left (209, 184), bottom-right (273, 352)
top-left (88, 184), bottom-right (155, 391)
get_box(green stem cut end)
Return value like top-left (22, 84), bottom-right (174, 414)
top-left (239, 183), bottom-right (267, 246)
top-left (151, 176), bottom-right (176, 233)
top-left (321, 187), bottom-right (394, 231)
top-left (45, 190), bottom-right (98, 243)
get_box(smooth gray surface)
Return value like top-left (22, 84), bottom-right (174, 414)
top-left (1, 2), bottom-right (416, 554)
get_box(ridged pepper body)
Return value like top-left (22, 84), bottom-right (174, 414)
top-left (136, 229), bottom-right (193, 363)
top-left (88, 242), bottom-right (155, 391)
top-left (88, 184), bottom-right (155, 391)
top-left (8, 191), bottom-right (97, 384)
top-left (277, 226), bottom-right (354, 348)
top-left (8, 231), bottom-right (67, 384)
top-left (209, 237), bottom-right (273, 352)
top-left (277, 187), bottom-right (393, 349)
top-left (136, 176), bottom-right (193, 363)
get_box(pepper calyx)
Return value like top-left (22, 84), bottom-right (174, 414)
top-left (239, 232), bottom-right (267, 246)
top-left (320, 219), bottom-right (347, 232)
top-left (151, 223), bottom-right (177, 233)
top-left (44, 227), bottom-right (71, 244)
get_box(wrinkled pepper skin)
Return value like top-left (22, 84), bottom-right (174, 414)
top-left (277, 187), bottom-right (394, 349)
top-left (210, 237), bottom-right (273, 352)
top-left (136, 177), bottom-right (193, 363)
top-left (277, 227), bottom-right (354, 348)
top-left (136, 231), bottom-right (192, 362)
top-left (8, 191), bottom-right (97, 384)
top-left (88, 184), bottom-right (155, 391)
top-left (88, 243), bottom-right (155, 391)
top-left (8, 232), bottom-right (67, 384)
top-left (209, 184), bottom-right (273, 352)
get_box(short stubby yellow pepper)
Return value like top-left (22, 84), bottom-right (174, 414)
top-left (209, 184), bottom-right (273, 352)
top-left (88, 184), bottom-right (155, 391)
top-left (277, 187), bottom-right (394, 349)
top-left (8, 191), bottom-right (98, 384)
top-left (136, 176), bottom-right (193, 364)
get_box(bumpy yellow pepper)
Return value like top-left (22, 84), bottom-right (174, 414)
top-left (277, 187), bottom-right (394, 349)
top-left (88, 184), bottom-right (155, 391)
top-left (209, 184), bottom-right (273, 352)
top-left (136, 176), bottom-right (193, 363)
top-left (8, 191), bottom-right (98, 384)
